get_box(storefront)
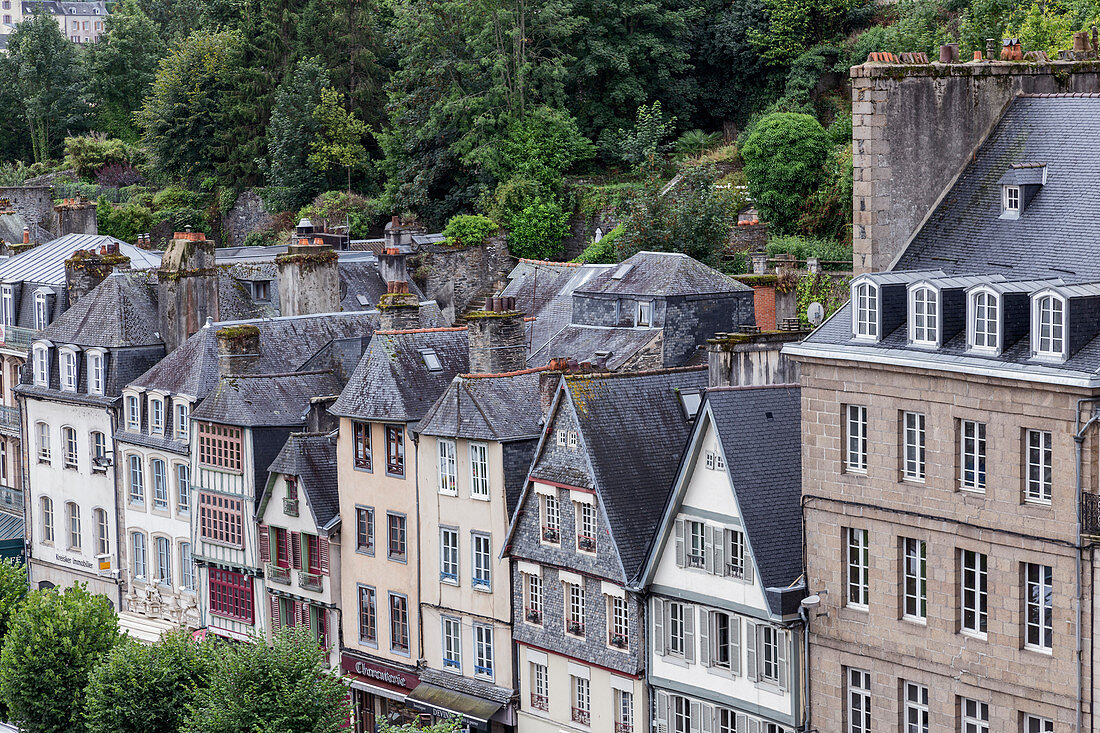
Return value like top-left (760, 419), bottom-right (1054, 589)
top-left (342, 653), bottom-right (422, 733)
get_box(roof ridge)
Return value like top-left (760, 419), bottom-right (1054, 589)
top-left (563, 365), bottom-right (708, 380)
top-left (1019, 92), bottom-right (1100, 98)
top-left (518, 258), bottom-right (582, 267)
top-left (460, 366), bottom-right (550, 379)
top-left (222, 369), bottom-right (333, 379)
top-left (376, 327), bottom-right (467, 335)
top-left (706, 383), bottom-right (799, 392)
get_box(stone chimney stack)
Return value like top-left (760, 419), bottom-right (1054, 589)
top-left (52, 197), bottom-right (98, 237)
top-left (539, 360), bottom-right (564, 417)
top-left (216, 324), bottom-right (261, 375)
top-left (64, 244), bottom-right (131, 306)
top-left (378, 282), bottom-right (421, 331)
top-left (467, 297), bottom-right (526, 374)
top-left (158, 230), bottom-right (219, 352)
top-left (276, 219), bottom-right (340, 317)
top-left (706, 328), bottom-right (809, 388)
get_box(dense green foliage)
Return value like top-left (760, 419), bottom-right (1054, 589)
top-left (741, 112), bottom-right (830, 235)
top-left (443, 215), bottom-right (499, 247)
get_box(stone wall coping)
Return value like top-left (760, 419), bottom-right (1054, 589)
top-left (851, 59), bottom-right (1100, 79)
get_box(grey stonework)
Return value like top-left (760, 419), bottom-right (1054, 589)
top-left (0, 186), bottom-right (54, 232)
top-left (467, 312), bottom-right (526, 374)
top-left (416, 236), bottom-right (516, 323)
top-left (223, 190), bottom-right (275, 247)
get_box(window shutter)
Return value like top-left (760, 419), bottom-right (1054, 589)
top-left (258, 525), bottom-right (270, 563)
top-left (705, 525), bottom-right (716, 574)
top-left (701, 704), bottom-right (714, 733)
top-left (745, 620), bottom-right (758, 682)
top-left (698, 608), bottom-right (710, 667)
top-left (747, 718), bottom-right (761, 733)
top-left (653, 599), bottom-right (666, 656)
top-left (291, 532), bottom-right (302, 570)
top-left (777, 630), bottom-right (788, 691)
top-left (735, 713), bottom-right (748, 732)
top-left (743, 552), bottom-right (754, 584)
top-left (300, 602), bottom-right (312, 630)
top-left (319, 539), bottom-right (330, 575)
top-left (689, 701), bottom-right (701, 733)
top-left (655, 691), bottom-right (669, 733)
top-left (730, 616), bottom-right (741, 676)
top-left (713, 529), bottom-right (726, 576)
top-left (270, 595), bottom-right (281, 632)
top-left (674, 520), bottom-right (685, 568)
top-left (683, 604), bottom-right (695, 664)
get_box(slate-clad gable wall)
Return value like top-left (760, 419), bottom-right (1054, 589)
top-left (252, 428), bottom-right (297, 509)
top-left (662, 294), bottom-right (754, 367)
top-left (570, 294), bottom-right (666, 328)
top-left (528, 409), bottom-right (593, 490)
top-left (1069, 296), bottom-right (1100, 355)
top-left (510, 484), bottom-right (620, 581)
top-left (502, 439), bottom-right (539, 516)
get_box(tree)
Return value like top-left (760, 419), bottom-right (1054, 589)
top-left (507, 198), bottom-right (570, 259)
top-left (86, 0), bottom-right (163, 141)
top-left (0, 560), bottom-right (26, 645)
top-left (308, 87), bottom-right (370, 194)
top-left (266, 58), bottom-right (331, 212)
top-left (0, 584), bottom-right (119, 733)
top-left (611, 100), bottom-right (676, 172)
top-left (740, 112), bottom-right (830, 234)
top-left (183, 628), bottom-right (350, 733)
top-left (85, 630), bottom-right (212, 733)
top-left (748, 0), bottom-right (853, 66)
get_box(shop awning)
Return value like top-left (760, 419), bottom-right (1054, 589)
top-left (405, 682), bottom-right (504, 724)
top-left (117, 611), bottom-right (180, 644)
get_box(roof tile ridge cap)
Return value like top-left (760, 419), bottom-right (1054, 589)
top-left (706, 383), bottom-right (799, 392)
top-left (1018, 92), bottom-right (1100, 98)
top-left (519, 258), bottom-right (581, 267)
top-left (460, 366), bottom-right (551, 379)
top-left (563, 364), bottom-right (708, 380)
top-left (375, 327), bottom-right (468, 335)
top-left (227, 369), bottom-right (334, 379)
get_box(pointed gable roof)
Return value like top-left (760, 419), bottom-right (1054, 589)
top-left (574, 251), bottom-right (749, 297)
top-left (39, 271), bottom-right (160, 348)
top-left (264, 432), bottom-right (340, 529)
top-left (418, 370), bottom-right (545, 443)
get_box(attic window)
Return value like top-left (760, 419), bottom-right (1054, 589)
top-left (1032, 293), bottom-right (1066, 361)
top-left (851, 281), bottom-right (879, 340)
top-left (678, 389), bottom-right (702, 420)
top-left (1003, 186), bottom-right (1020, 214)
top-left (250, 281), bottom-right (270, 301)
top-left (611, 263), bottom-right (633, 280)
top-left (420, 349), bottom-right (442, 372)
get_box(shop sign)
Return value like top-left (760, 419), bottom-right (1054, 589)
top-left (341, 654), bottom-right (419, 692)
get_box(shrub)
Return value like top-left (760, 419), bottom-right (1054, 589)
top-left (608, 101), bottom-right (676, 173)
top-left (442, 214), bottom-right (498, 247)
top-left (766, 234), bottom-right (853, 262)
top-left (674, 130), bottom-right (723, 159)
top-left (99, 201), bottom-right (154, 243)
top-left (64, 135), bottom-right (144, 181)
top-left (152, 186), bottom-right (207, 212)
top-left (740, 112), bottom-right (830, 235)
top-left (575, 224), bottom-right (624, 264)
top-left (243, 228), bottom-right (283, 248)
top-left (507, 199), bottom-right (570, 260)
top-left (298, 190), bottom-right (381, 238)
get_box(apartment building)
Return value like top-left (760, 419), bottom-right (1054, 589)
top-left (16, 0), bottom-right (107, 41)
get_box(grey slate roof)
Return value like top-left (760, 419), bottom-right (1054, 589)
top-left (527, 324), bottom-right (661, 370)
top-left (193, 371), bottom-right (342, 427)
top-left (706, 385), bottom-right (802, 616)
top-left (329, 329), bottom-right (470, 423)
top-left (896, 95), bottom-right (1100, 280)
top-left (501, 261), bottom-right (613, 356)
top-left (38, 271), bottom-right (159, 348)
top-left (0, 234), bottom-right (161, 285)
top-left (418, 371), bottom-right (544, 442)
top-left (574, 251), bottom-right (750, 297)
top-left (266, 432), bottom-right (339, 528)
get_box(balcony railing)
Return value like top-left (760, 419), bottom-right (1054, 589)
top-left (1084, 493), bottom-right (1100, 534)
top-left (266, 564), bottom-right (291, 585)
top-left (0, 326), bottom-right (35, 352)
top-left (0, 405), bottom-right (19, 436)
top-left (283, 497), bottom-right (299, 516)
top-left (615, 723), bottom-right (633, 733)
top-left (530, 693), bottom-right (548, 712)
top-left (571, 707), bottom-right (590, 726)
top-left (299, 571), bottom-right (323, 592)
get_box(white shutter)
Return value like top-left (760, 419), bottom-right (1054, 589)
top-left (701, 704), bottom-right (714, 733)
top-left (689, 701), bottom-right (701, 733)
top-left (684, 604), bottom-right (695, 664)
top-left (745, 620), bottom-right (758, 682)
top-left (730, 615), bottom-right (741, 676)
top-left (698, 608), bottom-right (710, 667)
top-left (747, 718), bottom-right (761, 733)
top-left (653, 599), bottom-right (666, 656)
top-left (743, 553), bottom-right (754, 584)
top-left (655, 691), bottom-right (669, 733)
top-left (704, 525), bottom-right (715, 574)
top-left (675, 520), bottom-right (685, 568)
top-left (736, 713), bottom-right (749, 732)
top-left (713, 528), bottom-right (725, 576)
top-left (777, 630), bottom-right (788, 691)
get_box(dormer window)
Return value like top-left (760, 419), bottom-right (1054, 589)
top-left (59, 347), bottom-right (77, 392)
top-left (126, 394), bottom-right (140, 431)
top-left (909, 286), bottom-right (938, 346)
top-left (32, 343), bottom-right (49, 386)
top-left (33, 289), bottom-right (50, 331)
top-left (969, 290), bottom-right (999, 352)
top-left (636, 300), bottom-right (652, 327)
top-left (149, 397), bottom-right (164, 434)
top-left (1033, 293), bottom-right (1066, 360)
top-left (852, 281), bottom-right (878, 340)
top-left (1, 285), bottom-right (13, 327)
top-left (1003, 185), bottom-right (1020, 214)
top-left (86, 349), bottom-right (104, 395)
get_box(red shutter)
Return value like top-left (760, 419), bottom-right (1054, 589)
top-left (302, 602), bottom-right (313, 630)
top-left (319, 539), bottom-right (330, 575)
top-left (270, 594), bottom-right (281, 633)
top-left (322, 609), bottom-right (329, 648)
top-left (291, 532), bottom-right (302, 570)
top-left (258, 525), bottom-right (270, 563)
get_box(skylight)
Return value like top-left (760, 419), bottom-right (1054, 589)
top-left (611, 263), bottom-right (633, 280)
top-left (421, 349), bottom-right (442, 372)
top-left (678, 389), bottom-right (702, 420)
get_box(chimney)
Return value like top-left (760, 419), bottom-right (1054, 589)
top-left (539, 361), bottom-right (563, 417)
top-left (52, 197), bottom-right (97, 237)
top-left (158, 230), bottom-right (219, 352)
top-left (306, 395), bottom-right (339, 433)
top-left (378, 282), bottom-right (421, 331)
top-left (706, 328), bottom-right (809, 388)
top-left (22, 227), bottom-right (29, 245)
top-left (276, 240), bottom-right (340, 316)
top-left (216, 324), bottom-right (261, 374)
top-left (467, 297), bottom-right (526, 374)
top-left (64, 248), bottom-right (131, 306)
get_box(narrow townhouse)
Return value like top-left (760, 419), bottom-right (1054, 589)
top-left (505, 365), bottom-right (708, 733)
top-left (257, 431), bottom-right (341, 666)
top-left (641, 385), bottom-right (804, 733)
top-left (409, 308), bottom-right (543, 732)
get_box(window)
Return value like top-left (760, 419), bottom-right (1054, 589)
top-left (541, 492), bottom-right (560, 543)
top-left (442, 616), bottom-right (461, 670)
top-left (155, 536), bottom-right (171, 586)
top-left (902, 538), bottom-right (927, 621)
top-left (566, 581), bottom-right (585, 636)
top-left (636, 300), bottom-right (652, 327)
top-left (273, 527), bottom-right (290, 568)
top-left (846, 528), bottom-right (869, 608)
top-left (176, 464), bottom-right (190, 513)
top-left (1026, 429), bottom-right (1053, 504)
top-left (87, 351), bottom-right (103, 395)
top-left (1024, 562), bottom-right (1053, 651)
top-left (571, 675), bottom-right (590, 726)
top-left (175, 402), bottom-right (188, 440)
top-left (577, 502), bottom-right (597, 552)
top-left (66, 502), bottom-right (80, 549)
top-left (959, 420), bottom-right (987, 491)
top-left (62, 426), bottom-right (77, 468)
top-left (708, 610), bottom-right (738, 671)
top-left (41, 497), bottom-right (53, 543)
top-left (208, 569), bottom-right (253, 623)
top-left (971, 291), bottom-right (999, 351)
top-left (197, 422), bottom-right (242, 472)
top-left (961, 550), bottom-right (988, 635)
top-left (615, 689), bottom-right (633, 733)
top-left (437, 439), bottom-right (456, 494)
top-left (128, 456), bottom-right (144, 503)
top-left (385, 425), bottom-right (404, 476)
top-left (94, 508), bottom-right (108, 556)
top-left (151, 459), bottom-right (168, 509)
top-left (469, 442), bottom-right (489, 499)
top-left (1024, 715), bottom-right (1054, 733)
top-left (758, 625), bottom-right (784, 686)
top-left (358, 586), bottom-right (376, 644)
top-left (903, 682), bottom-right (928, 733)
top-left (252, 280), bottom-right (270, 300)
top-left (902, 412), bottom-right (925, 481)
top-left (847, 668), bottom-right (871, 733)
top-left (33, 290), bottom-right (49, 330)
top-left (126, 395), bottom-right (140, 430)
top-left (131, 532), bottom-right (146, 579)
top-left (684, 519), bottom-right (706, 568)
top-left (440, 527), bottom-right (458, 582)
top-left (353, 422), bottom-right (371, 470)
top-left (474, 624), bottom-right (494, 678)
top-left (846, 405), bottom-right (868, 472)
top-left (608, 595), bottom-right (628, 648)
top-left (853, 282), bottom-right (878, 339)
top-left (150, 398), bottom-right (164, 434)
top-left (420, 348), bottom-right (442, 371)
top-left (556, 430), bottom-right (567, 446)
top-left (525, 572), bottom-right (542, 623)
top-left (355, 507), bottom-right (374, 554)
top-left (726, 529), bottom-right (747, 579)
top-left (961, 698), bottom-right (988, 733)
top-left (92, 432), bottom-right (107, 468)
top-left (668, 601), bottom-right (685, 656)
top-left (672, 695), bottom-right (690, 733)
top-left (389, 593), bottom-right (409, 652)
top-left (531, 662), bottom-right (549, 711)
top-left (1003, 184), bottom-right (1020, 212)
top-left (180, 543), bottom-right (194, 590)
top-left (36, 422), bottom-right (50, 462)
top-left (910, 286), bottom-right (938, 345)
top-left (472, 533), bottom-right (491, 589)
top-left (387, 513), bottom-right (407, 561)
top-left (0, 286), bottom-right (11, 326)
top-left (1035, 295), bottom-right (1065, 357)
top-left (60, 349), bottom-right (76, 392)
top-left (198, 493), bottom-right (243, 547)
top-left (568, 430), bottom-right (578, 447)
top-left (32, 344), bottom-right (48, 386)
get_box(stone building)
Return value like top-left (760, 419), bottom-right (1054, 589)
top-left (17, 0), bottom-right (107, 42)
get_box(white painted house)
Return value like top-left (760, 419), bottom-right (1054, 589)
top-left (641, 385), bottom-right (805, 733)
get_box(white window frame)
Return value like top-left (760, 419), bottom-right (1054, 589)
top-left (668, 600), bottom-right (685, 656)
top-left (686, 519), bottom-right (706, 569)
top-left (149, 397), bottom-right (164, 434)
top-left (531, 661), bottom-right (549, 711)
top-left (968, 288), bottom-right (1000, 354)
top-left (577, 502), bottom-right (598, 554)
top-left (32, 343), bottom-right (49, 387)
top-left (126, 394), bottom-right (140, 431)
top-left (961, 550), bottom-right (988, 637)
top-left (473, 623), bottom-right (494, 679)
top-left (86, 349), bottom-right (104, 395)
top-left (0, 285), bottom-right (13, 327)
top-left (62, 426), bottom-right (77, 468)
top-left (909, 285), bottom-right (938, 346)
top-left (1003, 184), bottom-right (1020, 213)
top-left (758, 625), bottom-right (782, 686)
top-left (176, 463), bottom-right (190, 514)
top-left (614, 689), bottom-right (633, 733)
top-left (1025, 429), bottom-right (1053, 504)
top-left (902, 411), bottom-right (925, 482)
top-left (151, 458), bottom-right (168, 509)
top-left (636, 300), bottom-right (652, 327)
top-left (33, 289), bottom-right (49, 330)
top-left (128, 455), bottom-right (144, 504)
top-left (180, 542), bottom-right (195, 591)
top-left (1024, 562), bottom-right (1053, 652)
top-left (94, 507), bottom-right (108, 556)
top-left (961, 697), bottom-right (988, 733)
top-left (851, 280), bottom-right (879, 340)
top-left (59, 347), bottom-right (77, 392)
top-left (846, 405), bottom-right (868, 473)
top-left (1024, 714), bottom-right (1053, 733)
top-left (442, 616), bottom-right (461, 671)
top-left (440, 527), bottom-right (459, 583)
top-left (471, 532), bottom-right (491, 589)
top-left (903, 681), bottom-right (928, 733)
top-left (1032, 292), bottom-right (1067, 361)
top-left (847, 667), bottom-right (871, 733)
top-left (469, 442), bottom-right (490, 500)
top-left (556, 430), bottom-right (567, 446)
top-left (902, 537), bottom-right (926, 622)
top-left (541, 492), bottom-right (560, 544)
top-left (437, 439), bottom-right (457, 495)
top-left (525, 571), bottom-right (542, 623)
top-left (41, 496), bottom-right (53, 543)
top-left (36, 421), bottom-right (50, 462)
top-left (566, 581), bottom-right (585, 637)
top-left (155, 536), bottom-right (171, 586)
top-left (846, 527), bottom-right (869, 609)
top-left (175, 401), bottom-right (189, 440)
top-left (608, 594), bottom-right (628, 649)
top-left (66, 501), bottom-right (80, 550)
top-left (959, 420), bottom-right (987, 492)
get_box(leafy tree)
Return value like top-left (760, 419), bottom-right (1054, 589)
top-left (308, 87), bottom-right (370, 194)
top-left (183, 627), bottom-right (349, 733)
top-left (266, 58), bottom-right (331, 212)
top-left (443, 214), bottom-right (499, 247)
top-left (609, 101), bottom-right (676, 173)
top-left (0, 559), bottom-right (27, 644)
top-left (297, 190), bottom-right (380, 237)
top-left (749, 0), bottom-right (854, 65)
top-left (740, 112), bottom-right (829, 234)
top-left (64, 135), bottom-right (144, 180)
top-left (797, 142), bottom-right (852, 243)
top-left (97, 200), bottom-right (155, 242)
top-left (1004, 0), bottom-right (1092, 56)
top-left (478, 106), bottom-right (594, 195)
top-left (506, 198), bottom-right (571, 258)
top-left (86, 0), bottom-right (163, 141)
top-left (0, 584), bottom-right (119, 733)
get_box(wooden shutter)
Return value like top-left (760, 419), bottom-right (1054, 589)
top-left (653, 599), bottom-right (665, 656)
top-left (698, 608), bottom-right (710, 667)
top-left (735, 713), bottom-right (749, 732)
top-left (258, 525), bottom-right (270, 563)
top-left (745, 620), bottom-right (758, 682)
top-left (300, 602), bottom-right (312, 630)
top-left (270, 594), bottom-right (281, 632)
top-left (683, 604), bottom-right (695, 664)
top-left (319, 539), bottom-right (330, 575)
top-left (704, 525), bottom-right (715, 574)
top-left (713, 528), bottom-right (726, 577)
top-left (743, 550), bottom-right (754, 584)
top-left (291, 532), bottom-right (302, 570)
top-left (654, 691), bottom-right (669, 733)
top-left (701, 704), bottom-right (714, 733)
top-left (747, 718), bottom-right (761, 733)
top-left (689, 701), bottom-right (701, 733)
top-left (674, 520), bottom-right (685, 568)
top-left (730, 615), bottom-right (741, 676)
top-left (777, 629), bottom-right (788, 691)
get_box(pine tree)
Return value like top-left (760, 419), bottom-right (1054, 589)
top-left (266, 57), bottom-right (331, 211)
top-left (87, 0), bottom-right (163, 141)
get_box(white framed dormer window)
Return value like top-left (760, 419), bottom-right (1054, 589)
top-left (636, 300), bottom-right (652, 327)
top-left (1, 285), bottom-right (13, 327)
top-left (1033, 293), bottom-right (1066, 361)
top-left (852, 280), bottom-right (878, 340)
top-left (968, 288), bottom-right (1000, 353)
top-left (175, 401), bottom-right (189, 440)
top-left (59, 347), bottom-right (77, 392)
top-left (909, 285), bottom-right (938, 346)
top-left (126, 394), bottom-right (140, 431)
top-left (32, 342), bottom-right (49, 387)
top-left (33, 289), bottom-right (50, 331)
top-left (1003, 185), bottom-right (1021, 214)
top-left (149, 396), bottom-right (165, 435)
top-left (86, 349), bottom-right (104, 395)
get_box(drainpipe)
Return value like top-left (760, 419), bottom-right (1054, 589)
top-left (799, 605), bottom-right (810, 732)
top-left (1073, 397), bottom-right (1100, 733)
top-left (413, 428), bottom-right (424, 664)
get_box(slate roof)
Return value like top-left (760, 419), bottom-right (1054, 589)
top-left (38, 271), bottom-right (159, 348)
top-left (193, 371), bottom-right (342, 427)
top-left (526, 324), bottom-right (661, 370)
top-left (329, 329), bottom-right (470, 423)
top-left (418, 370), bottom-right (544, 443)
top-left (897, 95), bottom-right (1100, 280)
top-left (219, 263), bottom-right (279, 321)
top-left (339, 260), bottom-right (426, 311)
top-left (573, 251), bottom-right (750, 297)
top-left (501, 260), bottom-right (613, 355)
top-left (707, 385), bottom-right (802, 616)
top-left (0, 234), bottom-right (161, 286)
top-left (266, 432), bottom-right (339, 528)
top-left (0, 214), bottom-right (48, 245)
